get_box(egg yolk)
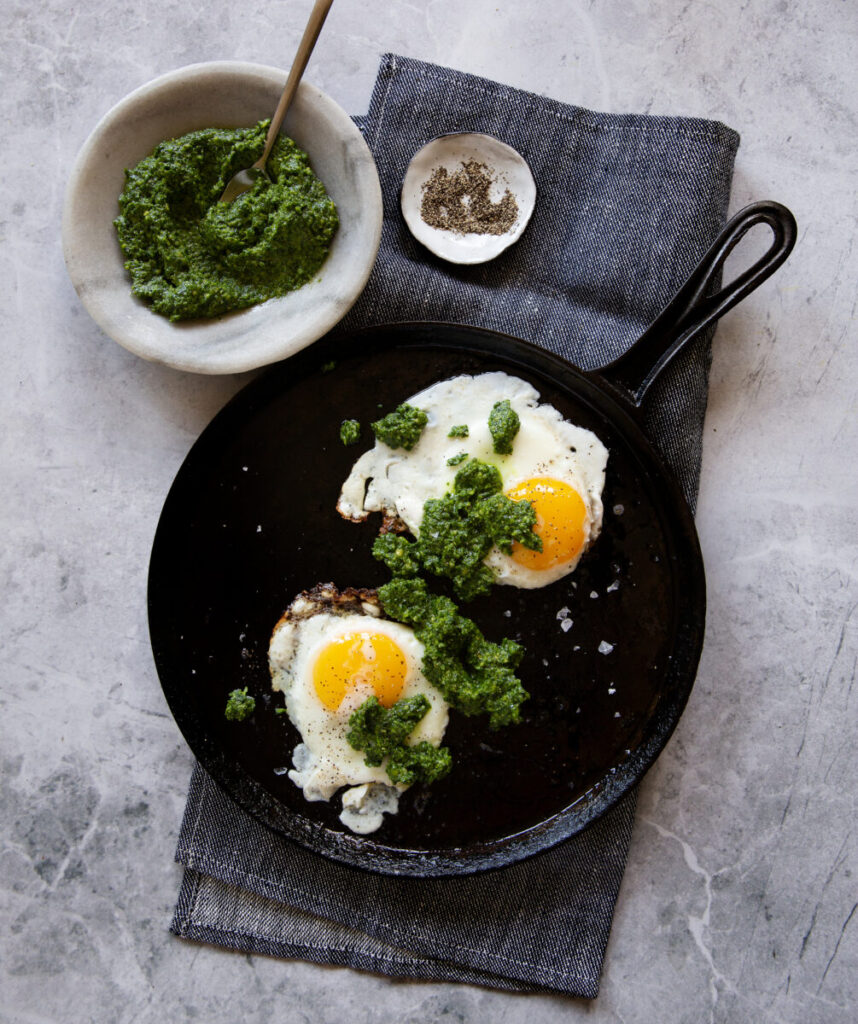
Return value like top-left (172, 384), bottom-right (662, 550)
top-left (506, 477), bottom-right (589, 570)
top-left (313, 631), bottom-right (408, 711)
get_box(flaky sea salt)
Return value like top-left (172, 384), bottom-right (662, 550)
top-left (598, 640), bottom-right (615, 655)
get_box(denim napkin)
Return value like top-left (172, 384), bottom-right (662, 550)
top-left (171, 53), bottom-right (739, 998)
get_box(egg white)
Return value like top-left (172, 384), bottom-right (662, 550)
top-left (269, 603), bottom-right (449, 833)
top-left (337, 371), bottom-right (608, 588)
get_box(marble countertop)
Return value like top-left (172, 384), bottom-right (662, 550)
top-left (2, 1), bottom-right (856, 1021)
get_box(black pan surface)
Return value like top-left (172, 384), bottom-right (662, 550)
top-left (148, 322), bottom-right (705, 875)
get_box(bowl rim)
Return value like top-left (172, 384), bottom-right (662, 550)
top-left (62, 61), bottom-right (383, 374)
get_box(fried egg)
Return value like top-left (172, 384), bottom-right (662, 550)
top-left (338, 372), bottom-right (608, 588)
top-left (268, 584), bottom-right (449, 834)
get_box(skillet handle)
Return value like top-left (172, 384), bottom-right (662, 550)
top-left (598, 200), bottom-right (797, 408)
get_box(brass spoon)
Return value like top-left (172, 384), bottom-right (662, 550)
top-left (220, 0), bottom-right (335, 202)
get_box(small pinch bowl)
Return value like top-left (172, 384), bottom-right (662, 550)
top-left (400, 132), bottom-right (536, 265)
top-left (62, 62), bottom-right (383, 375)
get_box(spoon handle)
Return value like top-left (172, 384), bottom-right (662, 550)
top-left (256, 0), bottom-right (335, 169)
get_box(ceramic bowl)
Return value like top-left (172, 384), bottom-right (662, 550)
top-left (400, 133), bottom-right (536, 265)
top-left (62, 62), bottom-right (382, 374)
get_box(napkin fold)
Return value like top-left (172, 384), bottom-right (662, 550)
top-left (171, 53), bottom-right (739, 998)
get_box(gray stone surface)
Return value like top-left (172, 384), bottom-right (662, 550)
top-left (2, 0), bottom-right (855, 1021)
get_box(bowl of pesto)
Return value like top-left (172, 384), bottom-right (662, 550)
top-left (62, 62), bottom-right (383, 374)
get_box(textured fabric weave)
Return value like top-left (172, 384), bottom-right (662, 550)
top-left (171, 54), bottom-right (739, 998)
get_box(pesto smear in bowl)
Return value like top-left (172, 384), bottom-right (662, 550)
top-left (114, 120), bottom-right (339, 321)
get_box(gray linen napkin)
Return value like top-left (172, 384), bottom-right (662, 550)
top-left (171, 54), bottom-right (739, 998)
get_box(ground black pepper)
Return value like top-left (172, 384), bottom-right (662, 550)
top-left (420, 160), bottom-right (518, 236)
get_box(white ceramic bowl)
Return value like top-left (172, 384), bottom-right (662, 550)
top-left (62, 62), bottom-right (382, 374)
top-left (400, 133), bottom-right (536, 265)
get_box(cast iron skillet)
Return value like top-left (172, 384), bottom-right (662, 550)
top-left (148, 201), bottom-right (796, 877)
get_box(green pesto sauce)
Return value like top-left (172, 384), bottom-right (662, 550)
top-left (377, 578), bottom-right (529, 729)
top-left (371, 403), bottom-right (428, 450)
top-left (447, 424), bottom-right (469, 438)
top-left (372, 457), bottom-right (541, 602)
top-left (346, 695), bottom-right (452, 785)
top-left (488, 399), bottom-right (520, 454)
top-left (373, 531), bottom-right (423, 577)
top-left (224, 687), bottom-right (255, 722)
top-left (339, 419), bottom-right (361, 446)
top-left (446, 452), bottom-right (467, 466)
top-left (114, 122), bottom-right (339, 321)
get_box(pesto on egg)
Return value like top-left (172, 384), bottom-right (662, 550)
top-left (372, 457), bottom-right (541, 602)
top-left (371, 403), bottom-right (429, 451)
top-left (377, 577), bottom-right (529, 730)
